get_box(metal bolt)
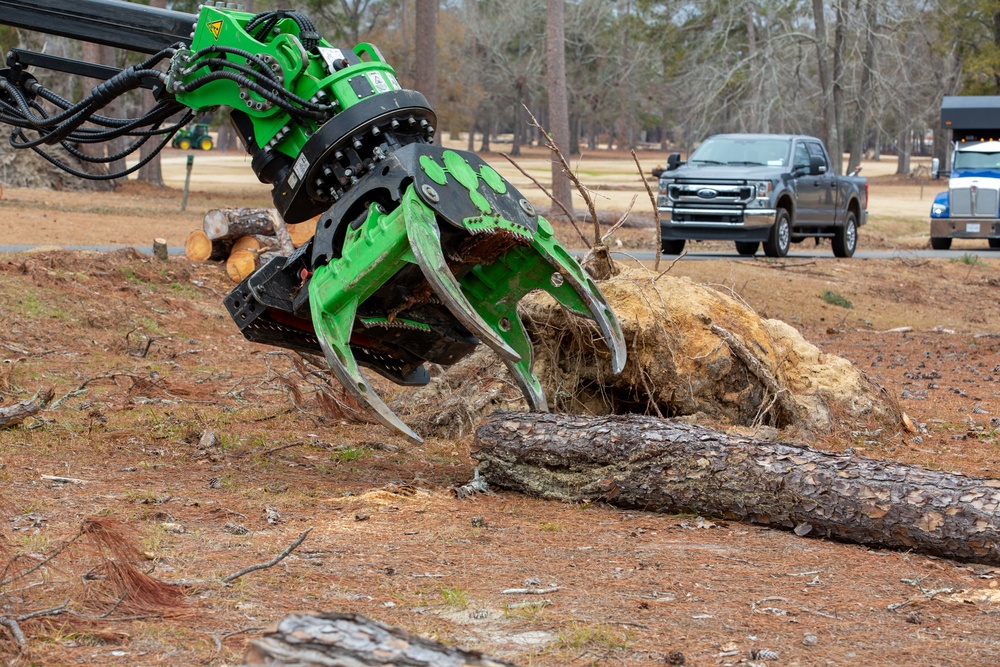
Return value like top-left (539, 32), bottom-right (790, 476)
top-left (421, 184), bottom-right (440, 203)
top-left (499, 317), bottom-right (511, 332)
top-left (519, 198), bottom-right (536, 216)
top-left (550, 272), bottom-right (565, 288)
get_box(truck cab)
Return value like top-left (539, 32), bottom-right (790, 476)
top-left (656, 133), bottom-right (868, 258)
top-left (930, 96), bottom-right (1000, 250)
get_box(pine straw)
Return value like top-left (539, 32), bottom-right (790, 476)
top-left (77, 518), bottom-right (185, 615)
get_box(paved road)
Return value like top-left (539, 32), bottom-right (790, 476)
top-left (1, 244), bottom-right (998, 262)
top-left (614, 248), bottom-right (1000, 261)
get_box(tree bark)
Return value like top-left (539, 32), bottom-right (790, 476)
top-left (0, 388), bottom-right (54, 428)
top-left (473, 411), bottom-right (1000, 566)
top-left (204, 208), bottom-right (277, 241)
top-left (546, 0), bottom-right (573, 218)
top-left (241, 611), bottom-right (517, 666)
top-left (414, 0), bottom-right (438, 107)
top-left (137, 0), bottom-right (168, 186)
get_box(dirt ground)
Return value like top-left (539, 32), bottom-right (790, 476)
top-left (3, 149), bottom-right (1000, 666)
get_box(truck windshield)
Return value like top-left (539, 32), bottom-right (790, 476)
top-left (954, 151), bottom-right (1000, 170)
top-left (689, 137), bottom-right (791, 167)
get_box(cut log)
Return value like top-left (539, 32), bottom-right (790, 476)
top-left (1, 388), bottom-right (54, 428)
top-left (231, 234), bottom-right (281, 255)
top-left (203, 208), bottom-right (276, 241)
top-left (287, 216), bottom-right (318, 248)
top-left (184, 229), bottom-right (232, 262)
top-left (226, 248), bottom-right (259, 283)
top-left (473, 411), bottom-right (1000, 566)
top-left (241, 611), bottom-right (517, 666)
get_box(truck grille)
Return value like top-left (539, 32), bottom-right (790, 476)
top-left (951, 186), bottom-right (999, 217)
top-left (668, 183), bottom-right (753, 204)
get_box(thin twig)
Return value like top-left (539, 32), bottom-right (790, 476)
top-left (500, 153), bottom-right (589, 248)
top-left (601, 195), bottom-right (638, 242)
top-left (654, 251), bottom-right (688, 281)
top-left (221, 528), bottom-right (312, 584)
top-left (0, 617), bottom-right (25, 646)
top-left (523, 105), bottom-right (600, 244)
top-left (1, 530), bottom-right (84, 586)
top-left (17, 600), bottom-right (70, 621)
top-left (631, 150), bottom-right (662, 271)
top-left (260, 441), bottom-right (304, 456)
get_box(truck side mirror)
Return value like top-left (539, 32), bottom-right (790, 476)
top-left (931, 157), bottom-right (940, 179)
top-left (809, 155), bottom-right (827, 176)
top-left (666, 152), bottom-right (682, 171)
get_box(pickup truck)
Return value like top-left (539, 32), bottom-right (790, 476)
top-left (656, 133), bottom-right (869, 257)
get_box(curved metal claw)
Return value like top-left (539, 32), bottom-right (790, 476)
top-left (403, 195), bottom-right (521, 364)
top-left (309, 293), bottom-right (424, 445)
top-left (496, 309), bottom-right (547, 412)
top-left (531, 227), bottom-right (627, 375)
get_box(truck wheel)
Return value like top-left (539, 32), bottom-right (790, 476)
top-left (930, 237), bottom-right (952, 250)
top-left (763, 209), bottom-right (791, 258)
top-left (661, 239), bottom-right (686, 255)
top-left (832, 211), bottom-right (858, 258)
top-left (735, 241), bottom-right (759, 256)
top-left (989, 239), bottom-right (1000, 249)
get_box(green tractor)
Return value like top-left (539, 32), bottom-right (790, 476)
top-left (171, 122), bottom-right (213, 150)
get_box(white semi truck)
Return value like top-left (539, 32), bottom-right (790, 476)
top-left (930, 96), bottom-right (1000, 250)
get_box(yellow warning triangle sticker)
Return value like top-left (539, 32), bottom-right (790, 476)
top-left (208, 20), bottom-right (223, 40)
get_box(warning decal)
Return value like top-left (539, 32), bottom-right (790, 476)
top-left (208, 20), bottom-right (223, 40)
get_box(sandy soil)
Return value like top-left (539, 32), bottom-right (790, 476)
top-left (2, 151), bottom-right (1000, 666)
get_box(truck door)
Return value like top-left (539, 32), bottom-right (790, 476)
top-left (805, 140), bottom-right (837, 224)
top-left (792, 141), bottom-right (821, 224)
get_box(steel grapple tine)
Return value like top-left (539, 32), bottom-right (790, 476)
top-left (403, 195), bottom-right (521, 363)
top-left (309, 289), bottom-right (424, 445)
top-left (531, 224), bottom-right (627, 375)
top-left (499, 313), bottom-right (547, 412)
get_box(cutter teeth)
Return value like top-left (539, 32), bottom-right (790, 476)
top-left (360, 316), bottom-right (432, 332)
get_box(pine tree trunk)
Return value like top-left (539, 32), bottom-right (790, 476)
top-left (473, 411), bottom-right (1000, 566)
top-left (545, 0), bottom-right (573, 218)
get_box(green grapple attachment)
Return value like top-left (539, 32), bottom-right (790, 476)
top-left (0, 0), bottom-right (626, 445)
top-left (160, 6), bottom-right (629, 443)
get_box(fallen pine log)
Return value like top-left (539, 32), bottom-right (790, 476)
top-left (472, 411), bottom-right (1000, 566)
top-left (204, 207), bottom-right (295, 255)
top-left (0, 388), bottom-right (54, 428)
top-left (203, 207), bottom-right (276, 240)
top-left (241, 611), bottom-right (517, 666)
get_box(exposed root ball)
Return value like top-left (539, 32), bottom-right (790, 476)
top-left (396, 267), bottom-right (900, 439)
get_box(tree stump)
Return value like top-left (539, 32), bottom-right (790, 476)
top-left (152, 237), bottom-right (168, 262)
top-left (473, 411), bottom-right (1000, 566)
top-left (241, 611), bottom-right (518, 666)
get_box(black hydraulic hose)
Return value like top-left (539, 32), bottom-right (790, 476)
top-left (25, 109), bottom-right (194, 181)
top-left (175, 70), bottom-right (330, 119)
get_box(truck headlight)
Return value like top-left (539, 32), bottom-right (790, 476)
top-left (755, 181), bottom-right (771, 199)
top-left (931, 202), bottom-right (947, 216)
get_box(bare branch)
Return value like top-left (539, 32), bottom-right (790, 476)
top-left (222, 528), bottom-right (312, 584)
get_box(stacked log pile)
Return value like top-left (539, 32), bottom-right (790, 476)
top-left (184, 208), bottom-right (317, 282)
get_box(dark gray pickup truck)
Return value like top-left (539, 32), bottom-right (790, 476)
top-left (656, 133), bottom-right (868, 257)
